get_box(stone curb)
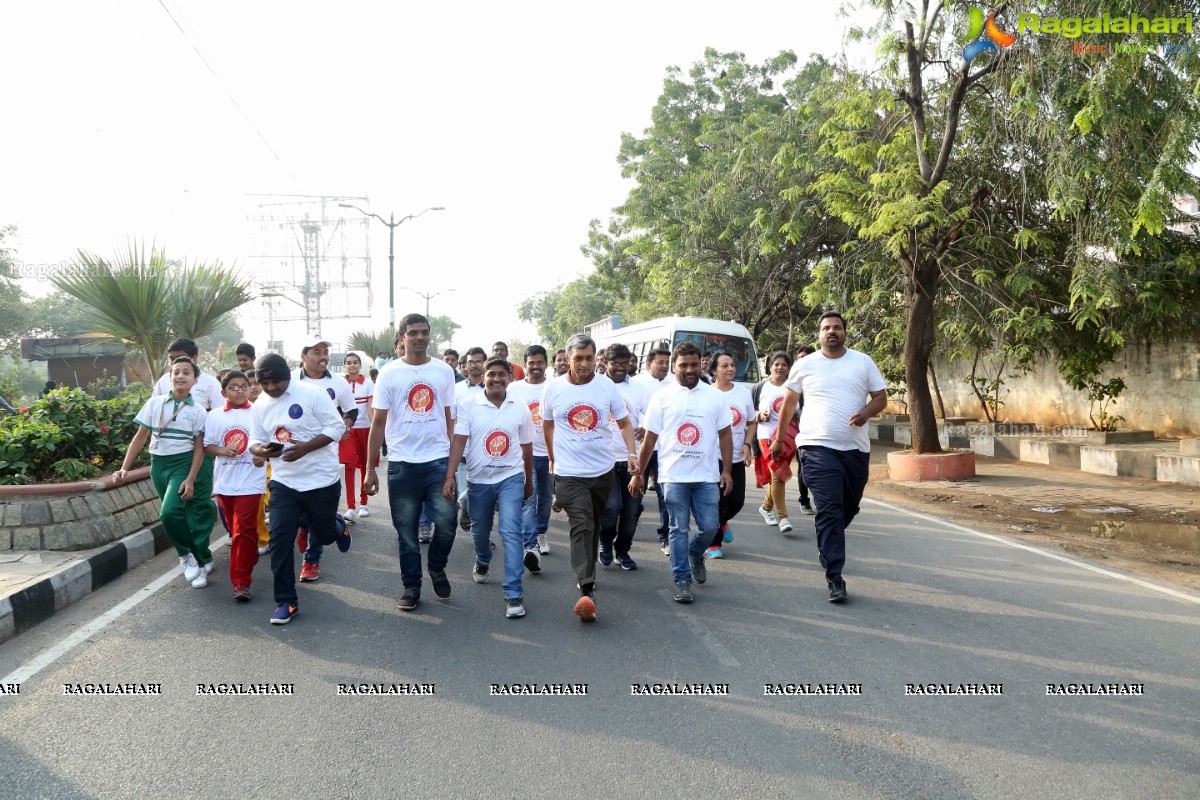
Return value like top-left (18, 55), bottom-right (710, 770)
top-left (0, 523), bottom-right (169, 646)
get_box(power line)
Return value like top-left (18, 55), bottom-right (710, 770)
top-left (154, 0), bottom-right (300, 186)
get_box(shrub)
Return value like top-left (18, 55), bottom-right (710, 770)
top-left (0, 386), bottom-right (151, 485)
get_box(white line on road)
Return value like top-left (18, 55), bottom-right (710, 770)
top-left (865, 498), bottom-right (1200, 606)
top-left (1, 538), bottom-right (230, 686)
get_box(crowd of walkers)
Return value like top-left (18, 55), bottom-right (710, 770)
top-left (112, 311), bottom-right (887, 623)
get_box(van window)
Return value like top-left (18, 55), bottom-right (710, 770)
top-left (674, 330), bottom-right (759, 383)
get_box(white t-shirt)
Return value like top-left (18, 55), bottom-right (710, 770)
top-left (643, 381), bottom-right (732, 484)
top-left (204, 404), bottom-right (266, 496)
top-left (373, 358), bottom-right (457, 463)
top-left (346, 375), bottom-right (374, 429)
top-left (608, 377), bottom-right (651, 462)
top-left (134, 394), bottom-right (207, 456)
top-left (541, 373), bottom-right (628, 479)
top-left (506, 379), bottom-right (549, 458)
top-left (153, 371), bottom-right (224, 411)
top-left (716, 383), bottom-right (756, 463)
top-left (453, 381), bottom-right (485, 421)
top-left (249, 380), bottom-right (344, 491)
top-left (456, 393), bottom-right (533, 485)
top-left (633, 371), bottom-right (669, 396)
top-left (756, 381), bottom-right (790, 440)
top-left (292, 368), bottom-right (356, 417)
top-left (785, 348), bottom-right (886, 453)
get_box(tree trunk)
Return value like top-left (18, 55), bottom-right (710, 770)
top-left (903, 256), bottom-right (943, 454)
top-left (929, 361), bottom-right (946, 421)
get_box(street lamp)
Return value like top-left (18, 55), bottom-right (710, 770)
top-left (338, 202), bottom-right (445, 329)
top-left (401, 286), bottom-right (456, 317)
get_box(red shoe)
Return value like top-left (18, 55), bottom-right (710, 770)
top-left (299, 561), bottom-right (320, 582)
top-left (296, 528), bottom-right (308, 553)
top-left (574, 594), bottom-right (596, 622)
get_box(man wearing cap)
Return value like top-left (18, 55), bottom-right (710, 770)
top-left (249, 354), bottom-right (353, 625)
top-left (292, 334), bottom-right (358, 584)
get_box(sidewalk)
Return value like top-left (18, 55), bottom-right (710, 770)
top-left (3, 450), bottom-right (1198, 646)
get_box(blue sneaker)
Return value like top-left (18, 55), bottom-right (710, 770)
top-left (722, 524), bottom-right (733, 543)
top-left (270, 603), bottom-right (298, 624)
top-left (598, 542), bottom-right (614, 567)
top-left (335, 514), bottom-right (352, 553)
top-left (705, 546), bottom-right (724, 559)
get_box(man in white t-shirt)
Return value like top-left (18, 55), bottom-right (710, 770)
top-left (773, 312), bottom-right (887, 603)
top-left (632, 342), bottom-right (732, 603)
top-left (291, 333), bottom-right (358, 580)
top-left (451, 347), bottom-right (487, 532)
top-left (152, 337), bottom-right (223, 410)
top-left (443, 357), bottom-right (533, 619)
top-left (364, 314), bottom-right (458, 612)
top-left (598, 343), bottom-right (650, 571)
top-left (541, 334), bottom-right (639, 622)
top-left (248, 354), bottom-right (353, 625)
top-left (505, 345), bottom-right (553, 564)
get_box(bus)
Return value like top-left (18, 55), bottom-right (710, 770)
top-left (588, 315), bottom-right (761, 385)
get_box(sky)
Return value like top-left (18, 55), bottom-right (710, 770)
top-left (0, 1), bottom-right (873, 355)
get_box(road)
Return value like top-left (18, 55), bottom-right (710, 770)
top-left (1, 476), bottom-right (1198, 800)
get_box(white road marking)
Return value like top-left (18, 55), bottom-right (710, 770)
top-left (1, 538), bottom-right (230, 686)
top-left (865, 498), bottom-right (1200, 606)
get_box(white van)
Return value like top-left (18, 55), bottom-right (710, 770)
top-left (588, 315), bottom-right (761, 384)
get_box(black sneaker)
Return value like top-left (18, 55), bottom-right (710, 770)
top-left (800, 502), bottom-right (815, 516)
top-left (658, 538), bottom-right (670, 556)
top-left (396, 589), bottom-right (420, 611)
top-left (828, 578), bottom-right (848, 603)
top-left (472, 562), bottom-right (489, 584)
top-left (598, 542), bottom-right (614, 567)
top-left (418, 524), bottom-right (433, 544)
top-left (689, 554), bottom-right (707, 584)
top-left (523, 548), bottom-right (542, 573)
top-left (673, 580), bottom-right (694, 603)
top-left (458, 506), bottom-right (472, 532)
top-left (430, 569), bottom-right (452, 598)
top-left (615, 552), bottom-right (638, 571)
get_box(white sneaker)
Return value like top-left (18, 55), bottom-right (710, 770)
top-left (778, 518), bottom-right (794, 534)
top-left (537, 534), bottom-right (549, 555)
top-left (257, 546), bottom-right (269, 555)
top-left (758, 505), bottom-right (778, 526)
top-left (344, 509), bottom-right (357, 523)
top-left (191, 570), bottom-right (208, 588)
top-left (180, 554), bottom-right (200, 582)
top-left (357, 506), bottom-right (369, 518)
top-left (202, 561), bottom-right (214, 575)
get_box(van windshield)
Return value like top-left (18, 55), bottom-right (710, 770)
top-left (674, 331), bottom-right (760, 383)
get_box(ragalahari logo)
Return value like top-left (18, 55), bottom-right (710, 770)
top-left (962, 5), bottom-right (1017, 62)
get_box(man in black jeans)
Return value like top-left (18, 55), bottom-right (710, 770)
top-left (599, 344), bottom-right (650, 571)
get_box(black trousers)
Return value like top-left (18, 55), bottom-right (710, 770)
top-left (799, 447), bottom-right (869, 580)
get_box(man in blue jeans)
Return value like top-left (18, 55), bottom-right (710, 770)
top-left (631, 342), bottom-right (732, 603)
top-left (506, 345), bottom-right (552, 566)
top-left (443, 357), bottom-right (533, 618)
top-left (364, 314), bottom-right (459, 612)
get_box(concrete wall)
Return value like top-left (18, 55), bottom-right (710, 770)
top-left (0, 478), bottom-right (160, 551)
top-left (913, 337), bottom-right (1200, 438)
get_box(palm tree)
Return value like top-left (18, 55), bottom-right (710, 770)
top-left (347, 327), bottom-right (396, 359)
top-left (52, 242), bottom-right (254, 379)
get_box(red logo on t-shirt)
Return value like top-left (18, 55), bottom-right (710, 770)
top-left (528, 401), bottom-right (542, 427)
top-left (406, 382), bottom-right (435, 416)
top-left (485, 430), bottom-right (511, 458)
top-left (274, 427), bottom-right (292, 444)
top-left (677, 422), bottom-right (702, 447)
top-left (730, 406), bottom-right (743, 427)
top-left (566, 404), bottom-right (600, 434)
top-left (223, 428), bottom-right (248, 456)
top-left (771, 396), bottom-right (784, 415)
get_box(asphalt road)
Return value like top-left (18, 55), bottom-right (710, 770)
top-left (1, 473), bottom-right (1198, 800)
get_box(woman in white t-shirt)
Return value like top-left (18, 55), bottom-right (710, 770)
top-left (705, 351), bottom-right (757, 558)
top-left (755, 351), bottom-right (797, 533)
top-left (341, 352), bottom-right (375, 520)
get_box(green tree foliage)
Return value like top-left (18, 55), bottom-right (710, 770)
top-left (347, 314), bottom-right (459, 358)
top-left (51, 243), bottom-right (254, 379)
top-left (518, 277), bottom-right (621, 348)
top-left (0, 226), bottom-right (29, 356)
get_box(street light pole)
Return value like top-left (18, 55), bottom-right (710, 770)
top-left (338, 203), bottom-right (445, 329)
top-left (401, 287), bottom-right (456, 317)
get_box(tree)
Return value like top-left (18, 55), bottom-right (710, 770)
top-left (51, 243), bottom-right (255, 379)
top-left (518, 277), bottom-right (621, 348)
top-left (24, 292), bottom-right (96, 339)
top-left (347, 314), bottom-right (459, 358)
top-left (0, 225), bottom-right (30, 356)
top-left (806, 0), bottom-right (1200, 452)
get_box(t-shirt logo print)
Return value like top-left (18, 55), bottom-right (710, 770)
top-left (528, 401), bottom-right (542, 427)
top-left (677, 422), bottom-right (702, 448)
top-left (730, 406), bottom-right (743, 427)
top-left (485, 430), bottom-right (511, 459)
top-left (274, 427), bottom-right (292, 444)
top-left (406, 382), bottom-right (436, 416)
top-left (223, 428), bottom-right (248, 456)
top-left (771, 396), bottom-right (784, 415)
top-left (566, 404), bottom-right (599, 434)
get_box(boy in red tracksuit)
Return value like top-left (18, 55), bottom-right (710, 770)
top-left (204, 371), bottom-right (268, 602)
